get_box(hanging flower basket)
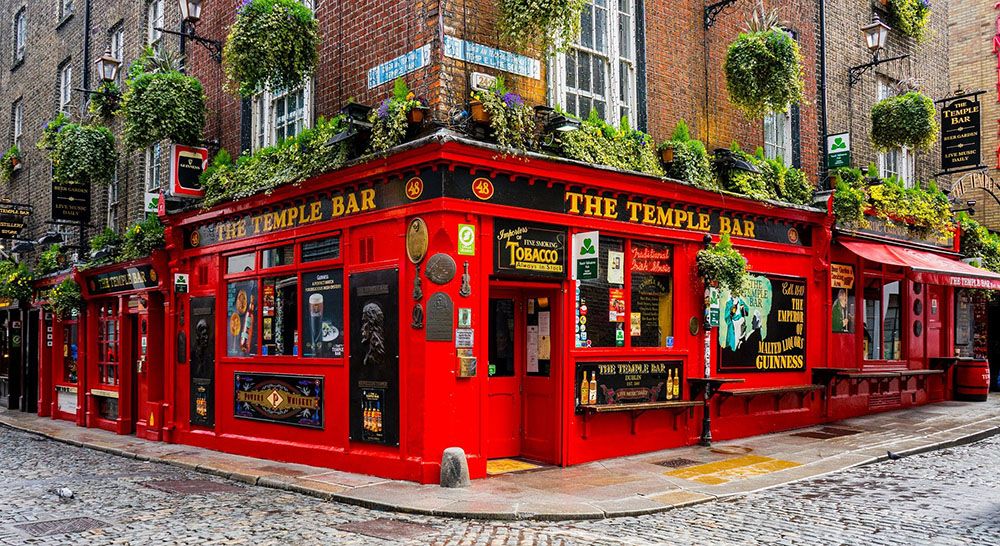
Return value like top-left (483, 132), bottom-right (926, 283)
top-left (368, 79), bottom-right (428, 153)
top-left (1, 146), bottom-right (21, 183)
top-left (498, 0), bottom-right (587, 53)
top-left (49, 124), bottom-right (118, 186)
top-left (469, 100), bottom-right (490, 124)
top-left (46, 278), bottom-right (82, 319)
top-left (407, 106), bottom-right (428, 125)
top-left (723, 15), bottom-right (805, 119)
top-left (659, 144), bottom-right (675, 164)
top-left (696, 234), bottom-right (749, 295)
top-left (121, 69), bottom-right (206, 149)
top-left (88, 81), bottom-right (122, 121)
top-left (223, 0), bottom-right (320, 97)
top-left (887, 0), bottom-right (931, 41)
top-left (870, 90), bottom-right (938, 152)
top-left (0, 260), bottom-right (33, 301)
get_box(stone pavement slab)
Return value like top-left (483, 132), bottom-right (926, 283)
top-left (2, 395), bottom-right (999, 521)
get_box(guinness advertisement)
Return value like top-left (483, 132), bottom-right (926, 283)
top-left (0, 202), bottom-right (31, 238)
top-left (87, 264), bottom-right (159, 295)
top-left (718, 275), bottom-right (806, 373)
top-left (52, 181), bottom-right (90, 223)
top-left (349, 268), bottom-right (399, 445)
top-left (940, 95), bottom-right (982, 173)
top-left (234, 372), bottom-right (323, 429)
top-left (575, 360), bottom-right (682, 410)
top-left (494, 219), bottom-right (567, 278)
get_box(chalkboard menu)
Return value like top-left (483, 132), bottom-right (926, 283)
top-left (575, 360), bottom-right (682, 409)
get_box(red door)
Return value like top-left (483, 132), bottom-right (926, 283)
top-left (926, 286), bottom-right (945, 358)
top-left (520, 291), bottom-right (559, 464)
top-left (487, 294), bottom-right (520, 458)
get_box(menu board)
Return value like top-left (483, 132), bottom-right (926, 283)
top-left (718, 275), bottom-right (806, 372)
top-left (575, 360), bottom-right (682, 408)
top-left (226, 280), bottom-right (257, 357)
top-left (301, 270), bottom-right (344, 358)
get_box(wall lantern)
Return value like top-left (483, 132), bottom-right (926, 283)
top-left (179, 0), bottom-right (203, 24)
top-left (157, 0), bottom-right (221, 63)
top-left (861, 14), bottom-right (890, 54)
top-left (94, 47), bottom-right (121, 84)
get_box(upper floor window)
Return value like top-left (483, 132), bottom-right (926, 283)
top-left (252, 85), bottom-right (311, 150)
top-left (876, 78), bottom-right (914, 187)
top-left (109, 24), bottom-right (125, 84)
top-left (147, 0), bottom-right (164, 51)
top-left (145, 143), bottom-right (162, 192)
top-left (12, 99), bottom-right (23, 148)
top-left (107, 170), bottom-right (120, 230)
top-left (549, 0), bottom-right (638, 125)
top-left (58, 0), bottom-right (73, 21)
top-left (59, 63), bottom-right (73, 113)
top-left (763, 110), bottom-right (792, 167)
top-left (13, 8), bottom-right (26, 64)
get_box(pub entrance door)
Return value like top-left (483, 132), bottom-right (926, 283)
top-left (486, 287), bottom-right (560, 464)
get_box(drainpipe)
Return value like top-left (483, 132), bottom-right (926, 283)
top-left (818, 0), bottom-right (829, 188)
top-left (80, 0), bottom-right (92, 255)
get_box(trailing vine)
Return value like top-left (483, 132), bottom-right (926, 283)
top-left (88, 81), bottom-right (122, 121)
top-left (369, 79), bottom-right (426, 153)
top-left (556, 110), bottom-right (663, 176)
top-left (472, 77), bottom-right (537, 154)
top-left (832, 166), bottom-right (954, 238)
top-left (498, 0), bottom-right (587, 53)
top-left (887, 0), bottom-right (931, 41)
top-left (0, 260), bottom-right (33, 301)
top-left (46, 278), bottom-right (82, 318)
top-left (697, 234), bottom-right (749, 295)
top-left (723, 8), bottom-right (805, 119)
top-left (121, 48), bottom-right (206, 149)
top-left (871, 90), bottom-right (938, 152)
top-left (223, 0), bottom-right (320, 97)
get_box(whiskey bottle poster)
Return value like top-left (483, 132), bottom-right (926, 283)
top-left (718, 275), bottom-right (806, 372)
top-left (349, 268), bottom-right (399, 445)
top-left (574, 360), bottom-right (681, 410)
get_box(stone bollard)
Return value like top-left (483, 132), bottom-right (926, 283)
top-left (440, 447), bottom-right (471, 488)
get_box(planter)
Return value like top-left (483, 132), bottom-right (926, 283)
top-left (10, 157), bottom-right (21, 171)
top-left (406, 106), bottom-right (428, 125)
top-left (469, 100), bottom-right (490, 124)
top-left (660, 147), bottom-right (674, 164)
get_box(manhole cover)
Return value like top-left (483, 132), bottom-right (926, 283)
top-left (14, 517), bottom-right (107, 537)
top-left (335, 519), bottom-right (438, 541)
top-left (654, 457), bottom-right (702, 468)
top-left (143, 479), bottom-right (243, 495)
top-left (792, 427), bottom-right (861, 440)
top-left (709, 445), bottom-right (753, 455)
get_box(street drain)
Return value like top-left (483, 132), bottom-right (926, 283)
top-left (14, 516), bottom-right (107, 537)
top-left (335, 519), bottom-right (438, 541)
top-left (143, 479), bottom-right (244, 495)
top-left (791, 427), bottom-right (862, 440)
top-left (654, 457), bottom-right (702, 468)
top-left (709, 445), bottom-right (753, 455)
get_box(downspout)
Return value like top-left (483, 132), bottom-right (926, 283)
top-left (818, 0), bottom-right (829, 188)
top-left (81, 0), bottom-right (92, 254)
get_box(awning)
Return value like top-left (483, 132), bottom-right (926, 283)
top-left (840, 239), bottom-right (1000, 290)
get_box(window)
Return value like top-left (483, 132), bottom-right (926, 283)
top-left (863, 277), bottom-right (902, 360)
top-left (550, 0), bottom-right (637, 125)
top-left (62, 320), bottom-right (79, 383)
top-left (630, 241), bottom-right (673, 347)
top-left (147, 0), bottom-right (164, 51)
top-left (578, 237), bottom-right (625, 347)
top-left (109, 24), bottom-right (125, 84)
top-left (13, 8), bottom-right (26, 64)
top-left (58, 0), bottom-right (73, 20)
top-left (59, 62), bottom-right (73, 113)
top-left (12, 99), bottom-right (23, 148)
top-left (252, 85), bottom-right (311, 150)
top-left (97, 302), bottom-right (120, 385)
top-left (877, 78), bottom-right (914, 186)
top-left (764, 110), bottom-right (792, 166)
top-left (106, 170), bottom-right (119, 230)
top-left (145, 143), bottom-right (162, 193)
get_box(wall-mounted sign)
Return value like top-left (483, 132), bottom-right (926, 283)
top-left (406, 217), bottom-right (429, 263)
top-left (368, 43), bottom-right (432, 89)
top-left (831, 264), bottom-right (855, 334)
top-left (830, 263), bottom-right (855, 289)
top-left (87, 264), bottom-right (159, 295)
top-left (443, 35), bottom-right (541, 79)
top-left (939, 94), bottom-right (982, 174)
top-left (718, 275), bottom-right (806, 372)
top-left (0, 202), bottom-right (31, 238)
top-left (458, 224), bottom-right (476, 256)
top-left (170, 144), bottom-right (209, 198)
top-left (301, 269), bottom-right (344, 358)
top-left (572, 231), bottom-right (599, 280)
top-left (349, 269), bottom-right (399, 445)
top-left (494, 219), bottom-right (567, 278)
top-left (52, 180), bottom-right (90, 222)
top-left (234, 372), bottom-right (323, 429)
top-left (575, 360), bottom-right (682, 408)
top-left (826, 132), bottom-right (851, 168)
top-left (174, 273), bottom-right (189, 294)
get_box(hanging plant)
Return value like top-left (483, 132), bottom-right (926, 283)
top-left (887, 0), bottom-right (931, 41)
top-left (121, 49), bottom-right (206, 149)
top-left (958, 214), bottom-right (1000, 274)
top-left (47, 278), bottom-right (82, 318)
top-left (696, 234), bottom-right (749, 295)
top-left (659, 119), bottom-right (714, 188)
top-left (36, 244), bottom-right (65, 276)
top-left (723, 8), bottom-right (805, 119)
top-left (119, 214), bottom-right (165, 261)
top-left (870, 90), bottom-right (937, 152)
top-left (1, 146), bottom-right (21, 183)
top-left (51, 123), bottom-right (118, 186)
top-left (556, 110), bottom-right (663, 176)
top-left (471, 77), bottom-right (537, 154)
top-left (498, 0), bottom-right (587, 52)
top-left (368, 79), bottom-right (427, 153)
top-left (223, 0), bottom-right (320, 97)
top-left (0, 260), bottom-right (33, 301)
top-left (37, 112), bottom-right (70, 152)
top-left (88, 81), bottom-right (122, 121)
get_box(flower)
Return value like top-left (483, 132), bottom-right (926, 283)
top-left (502, 92), bottom-right (524, 108)
top-left (376, 98), bottom-right (392, 119)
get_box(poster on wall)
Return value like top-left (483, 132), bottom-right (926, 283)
top-left (226, 280), bottom-right (257, 357)
top-left (831, 263), bottom-right (855, 333)
top-left (301, 270), bottom-right (344, 358)
top-left (494, 219), bottom-right (566, 278)
top-left (718, 275), bottom-right (806, 372)
top-left (574, 361), bottom-right (682, 408)
top-left (349, 268), bottom-right (399, 445)
top-left (234, 372), bottom-right (323, 429)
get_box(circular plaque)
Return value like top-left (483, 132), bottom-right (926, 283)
top-left (689, 316), bottom-right (700, 335)
top-left (425, 253), bottom-right (457, 285)
top-left (406, 218), bottom-right (429, 263)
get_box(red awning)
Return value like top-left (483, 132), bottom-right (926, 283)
top-left (840, 240), bottom-right (1000, 290)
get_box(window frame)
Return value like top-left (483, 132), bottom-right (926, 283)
top-left (860, 267), bottom-right (906, 363)
top-left (13, 7), bottom-right (26, 65)
top-left (106, 168), bottom-right (119, 230)
top-left (145, 142), bottom-right (162, 193)
top-left (58, 62), bottom-right (73, 113)
top-left (251, 83), bottom-right (313, 151)
top-left (146, 0), bottom-right (164, 51)
top-left (58, 0), bottom-right (73, 21)
top-left (109, 23), bottom-right (125, 85)
top-left (763, 109), bottom-right (793, 167)
top-left (12, 98), bottom-right (23, 148)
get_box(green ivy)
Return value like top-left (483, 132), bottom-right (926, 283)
top-left (832, 167), bottom-right (953, 238)
top-left (369, 79), bottom-right (426, 153)
top-left (120, 215), bottom-right (165, 262)
top-left (697, 233), bottom-right (749, 295)
top-left (121, 68), bottom-right (206, 149)
top-left (83, 227), bottom-right (124, 268)
top-left (887, 0), bottom-right (931, 41)
top-left (556, 110), bottom-right (663, 176)
top-left (37, 112), bottom-right (69, 152)
top-left (0, 260), bottom-right (33, 301)
top-left (0, 146), bottom-right (20, 183)
top-left (716, 145), bottom-right (813, 205)
top-left (871, 91), bottom-right (938, 152)
top-left (958, 213), bottom-right (1000, 274)
top-left (88, 81), bottom-right (122, 121)
top-left (659, 120), bottom-right (714, 189)
top-left (472, 77), bottom-right (537, 154)
top-left (498, 0), bottom-right (587, 53)
top-left (833, 180), bottom-right (867, 227)
top-left (36, 244), bottom-right (64, 276)
top-left (724, 27), bottom-right (805, 119)
top-left (202, 116), bottom-right (348, 208)
top-left (47, 278), bottom-right (82, 318)
top-left (199, 148), bottom-right (232, 189)
top-left (223, 0), bottom-right (320, 97)
top-left (47, 123), bottom-right (118, 186)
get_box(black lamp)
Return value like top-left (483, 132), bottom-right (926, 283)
top-left (10, 240), bottom-right (34, 254)
top-left (37, 231), bottom-right (64, 247)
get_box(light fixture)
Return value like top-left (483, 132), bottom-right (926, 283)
top-left (861, 14), bottom-right (890, 54)
top-left (95, 47), bottom-right (121, 83)
top-left (544, 114), bottom-right (581, 133)
top-left (179, 0), bottom-right (203, 24)
top-left (90, 245), bottom-right (115, 262)
top-left (11, 240), bottom-right (35, 254)
top-left (37, 231), bottom-right (64, 247)
top-left (156, 0), bottom-right (221, 63)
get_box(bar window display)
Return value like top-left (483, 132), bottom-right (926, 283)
top-left (301, 270), bottom-right (344, 358)
top-left (262, 276), bottom-right (297, 356)
top-left (863, 277), bottom-right (902, 360)
top-left (629, 241), bottom-right (673, 347)
top-left (227, 279), bottom-right (258, 357)
top-left (98, 303), bottom-right (120, 385)
top-left (577, 237), bottom-right (625, 347)
top-left (63, 319), bottom-right (79, 383)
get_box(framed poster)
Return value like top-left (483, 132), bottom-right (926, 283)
top-left (494, 219), bottom-right (566, 278)
top-left (226, 280), bottom-right (257, 357)
top-left (718, 275), bottom-right (806, 372)
top-left (234, 372), bottom-right (323, 429)
top-left (349, 268), bottom-right (399, 445)
top-left (301, 269), bottom-right (344, 358)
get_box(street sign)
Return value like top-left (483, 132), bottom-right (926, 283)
top-left (572, 231), bottom-right (599, 280)
top-left (940, 96), bottom-right (982, 173)
top-left (826, 133), bottom-right (851, 169)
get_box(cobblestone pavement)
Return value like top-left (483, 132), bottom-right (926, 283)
top-left (1, 426), bottom-right (998, 545)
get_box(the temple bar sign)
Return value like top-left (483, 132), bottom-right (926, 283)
top-left (940, 95), bottom-right (982, 173)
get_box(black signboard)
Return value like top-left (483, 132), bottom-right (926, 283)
top-left (349, 268), bottom-right (399, 445)
top-left (190, 297), bottom-right (215, 428)
top-left (494, 219), bottom-right (567, 278)
top-left (86, 264), bottom-right (159, 295)
top-left (0, 202), bottom-right (31, 238)
top-left (940, 95), bottom-right (982, 174)
top-left (718, 275), bottom-right (806, 372)
top-left (574, 360), bottom-right (682, 409)
top-left (234, 372), bottom-right (323, 429)
top-left (52, 181), bottom-right (90, 223)
top-left (301, 269), bottom-right (344, 358)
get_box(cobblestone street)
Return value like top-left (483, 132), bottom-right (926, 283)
top-left (1, 427), bottom-right (998, 545)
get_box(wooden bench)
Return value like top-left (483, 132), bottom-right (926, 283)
top-left (898, 369), bottom-right (945, 391)
top-left (718, 384), bottom-right (824, 412)
top-left (578, 401), bottom-right (702, 437)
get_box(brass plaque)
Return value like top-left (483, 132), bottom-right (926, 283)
top-left (425, 253), bottom-right (457, 285)
top-left (406, 218), bottom-right (429, 264)
top-left (426, 292), bottom-right (454, 341)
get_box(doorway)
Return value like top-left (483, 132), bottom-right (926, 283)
top-left (486, 287), bottom-right (560, 465)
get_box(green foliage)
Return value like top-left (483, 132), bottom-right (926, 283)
top-left (121, 68), bottom-right (206, 149)
top-left (871, 90), bottom-right (937, 152)
top-left (119, 214), bottom-right (165, 261)
top-left (724, 27), bottom-right (805, 119)
top-left (84, 228), bottom-right (124, 268)
top-left (671, 119), bottom-right (691, 142)
top-left (715, 147), bottom-right (813, 204)
top-left (832, 170), bottom-right (954, 238)
top-left (49, 123), bottom-right (118, 186)
top-left (498, 0), bottom-right (587, 53)
top-left (202, 116), bottom-right (348, 208)
top-left (223, 0), bottom-right (320, 97)
top-left (0, 260), bottom-right (33, 301)
top-left (88, 81), bottom-right (121, 121)
top-left (47, 278), bottom-right (82, 318)
top-left (0, 146), bottom-right (20, 183)
top-left (887, 0), bottom-right (931, 41)
top-left (833, 180), bottom-right (867, 227)
top-left (472, 77), bottom-right (537, 154)
top-left (200, 148), bottom-right (233, 188)
top-left (369, 79), bottom-right (425, 153)
top-left (556, 111), bottom-right (663, 176)
top-left (37, 112), bottom-right (70, 152)
top-left (697, 234), bottom-right (749, 295)
top-left (37, 244), bottom-right (64, 276)
top-left (958, 214), bottom-right (1000, 274)
top-left (660, 120), bottom-right (714, 188)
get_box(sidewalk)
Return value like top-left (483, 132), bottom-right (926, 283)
top-left (3, 397), bottom-right (999, 521)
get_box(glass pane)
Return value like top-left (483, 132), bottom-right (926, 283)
top-left (526, 298), bottom-right (551, 376)
top-left (594, 101), bottom-right (605, 120)
top-left (578, 51), bottom-right (591, 92)
top-left (565, 50), bottom-right (577, 88)
top-left (619, 0), bottom-right (629, 14)
top-left (301, 237), bottom-right (341, 262)
top-left (262, 276), bottom-right (297, 356)
top-left (579, 97), bottom-right (593, 118)
top-left (882, 280), bottom-right (901, 360)
top-left (63, 322), bottom-right (78, 383)
top-left (630, 242), bottom-right (674, 347)
top-left (619, 61), bottom-right (629, 101)
top-left (863, 279), bottom-right (881, 360)
top-left (489, 298), bottom-right (516, 376)
top-left (593, 56), bottom-right (606, 98)
top-left (262, 245), bottom-right (294, 268)
top-left (580, 5), bottom-right (593, 48)
top-left (566, 93), bottom-right (578, 116)
top-left (595, 6), bottom-right (607, 53)
top-left (302, 269), bottom-right (345, 358)
top-left (227, 280), bottom-right (258, 357)
top-left (227, 253), bottom-right (255, 274)
top-left (577, 237), bottom-right (625, 348)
